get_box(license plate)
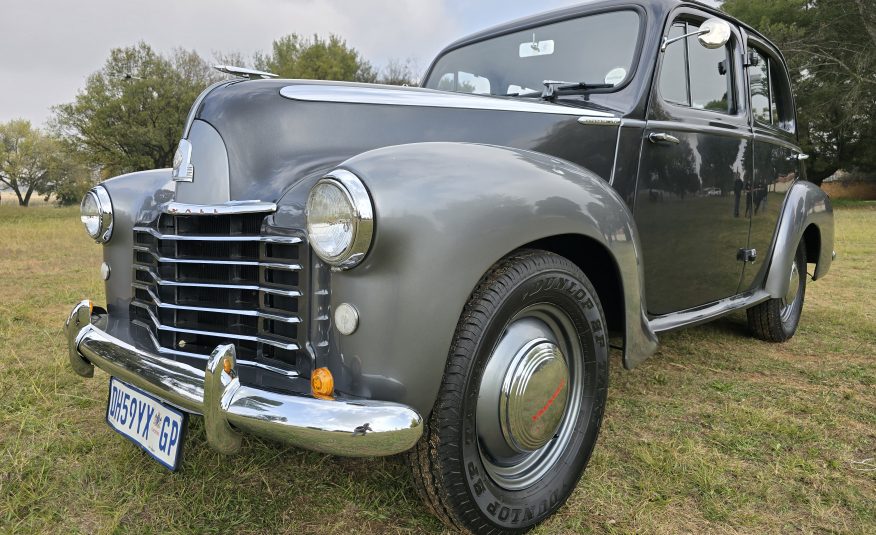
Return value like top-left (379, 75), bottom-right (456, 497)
top-left (106, 377), bottom-right (187, 471)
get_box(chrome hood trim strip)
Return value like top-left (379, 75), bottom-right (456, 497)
top-left (279, 85), bottom-right (615, 118)
top-left (163, 200), bottom-right (277, 215)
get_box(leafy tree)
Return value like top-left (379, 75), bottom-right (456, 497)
top-left (0, 120), bottom-right (58, 206)
top-left (723, 0), bottom-right (876, 183)
top-left (379, 58), bottom-right (419, 86)
top-left (254, 34), bottom-right (377, 82)
top-left (49, 147), bottom-right (96, 206)
top-left (52, 42), bottom-right (220, 176)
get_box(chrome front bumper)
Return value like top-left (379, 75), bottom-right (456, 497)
top-left (65, 301), bottom-right (423, 457)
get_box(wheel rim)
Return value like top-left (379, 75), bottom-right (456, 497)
top-left (476, 303), bottom-right (585, 491)
top-left (780, 258), bottom-right (801, 322)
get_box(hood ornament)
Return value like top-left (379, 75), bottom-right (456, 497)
top-left (213, 65), bottom-right (278, 80)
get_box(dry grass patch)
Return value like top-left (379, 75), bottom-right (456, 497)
top-left (1, 202), bottom-right (874, 534)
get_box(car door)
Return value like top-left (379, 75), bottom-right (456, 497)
top-left (741, 35), bottom-right (804, 291)
top-left (635, 12), bottom-right (751, 315)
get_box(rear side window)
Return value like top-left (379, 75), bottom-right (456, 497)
top-left (748, 46), bottom-right (795, 133)
top-left (750, 49), bottom-right (772, 123)
top-left (658, 19), bottom-right (737, 114)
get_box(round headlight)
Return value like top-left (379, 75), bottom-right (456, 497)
top-left (80, 186), bottom-right (113, 243)
top-left (306, 170), bottom-right (373, 269)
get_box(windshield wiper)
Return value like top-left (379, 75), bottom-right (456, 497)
top-left (502, 80), bottom-right (614, 100)
top-left (502, 90), bottom-right (542, 98)
top-left (540, 80), bottom-right (614, 101)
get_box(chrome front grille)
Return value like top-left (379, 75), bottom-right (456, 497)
top-left (129, 206), bottom-right (312, 381)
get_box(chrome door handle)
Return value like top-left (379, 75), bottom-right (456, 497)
top-left (648, 132), bottom-right (680, 144)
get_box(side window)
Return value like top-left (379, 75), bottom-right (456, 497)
top-left (657, 19), bottom-right (736, 114)
top-left (750, 49), bottom-right (772, 124)
top-left (749, 46), bottom-right (795, 133)
top-left (660, 24), bottom-right (688, 105)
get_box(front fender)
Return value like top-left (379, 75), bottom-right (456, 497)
top-left (764, 180), bottom-right (834, 298)
top-left (98, 169), bottom-right (175, 319)
top-left (318, 142), bottom-right (656, 417)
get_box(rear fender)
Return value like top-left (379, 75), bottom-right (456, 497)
top-left (764, 181), bottom-right (834, 297)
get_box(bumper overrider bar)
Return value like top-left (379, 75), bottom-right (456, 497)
top-left (65, 301), bottom-right (423, 457)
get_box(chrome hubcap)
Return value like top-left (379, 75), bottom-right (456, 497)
top-left (781, 260), bottom-right (801, 321)
top-left (500, 340), bottom-right (569, 452)
top-left (476, 305), bottom-right (583, 490)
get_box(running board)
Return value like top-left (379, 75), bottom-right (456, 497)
top-left (649, 290), bottom-right (771, 333)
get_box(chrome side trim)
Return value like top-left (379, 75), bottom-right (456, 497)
top-left (133, 265), bottom-right (302, 297)
top-left (66, 301), bottom-right (424, 457)
top-left (608, 122), bottom-right (623, 186)
top-left (577, 116), bottom-right (622, 126)
top-left (646, 120), bottom-right (752, 139)
top-left (133, 284), bottom-right (301, 323)
top-left (649, 290), bottom-right (771, 333)
top-left (279, 84), bottom-right (615, 117)
top-left (162, 201), bottom-right (277, 215)
top-left (134, 226), bottom-right (301, 244)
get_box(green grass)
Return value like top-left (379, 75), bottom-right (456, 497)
top-left (1, 204), bottom-right (874, 534)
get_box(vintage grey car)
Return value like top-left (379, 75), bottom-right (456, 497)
top-left (66, 0), bottom-right (834, 532)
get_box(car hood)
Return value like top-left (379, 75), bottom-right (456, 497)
top-left (192, 79), bottom-right (622, 202)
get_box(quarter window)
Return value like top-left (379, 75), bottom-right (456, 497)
top-left (658, 19), bottom-right (736, 114)
top-left (749, 46), bottom-right (794, 133)
top-left (750, 50), bottom-right (772, 124)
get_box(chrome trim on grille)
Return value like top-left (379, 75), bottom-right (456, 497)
top-left (133, 226), bottom-right (301, 244)
top-left (133, 246), bottom-right (302, 270)
top-left (132, 304), bottom-right (300, 351)
top-left (133, 284), bottom-right (301, 323)
top-left (133, 265), bottom-right (302, 297)
top-left (131, 201), bottom-right (306, 378)
top-left (134, 321), bottom-right (302, 377)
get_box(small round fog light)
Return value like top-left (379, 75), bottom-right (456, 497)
top-left (334, 303), bottom-right (359, 335)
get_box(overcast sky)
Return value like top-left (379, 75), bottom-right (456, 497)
top-left (0, 0), bottom-right (591, 127)
top-left (2, 0), bottom-right (721, 127)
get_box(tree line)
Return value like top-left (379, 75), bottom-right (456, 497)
top-left (2, 2), bottom-right (874, 206)
top-left (0, 35), bottom-right (417, 206)
top-left (722, 0), bottom-right (875, 183)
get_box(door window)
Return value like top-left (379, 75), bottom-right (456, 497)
top-left (658, 19), bottom-right (737, 114)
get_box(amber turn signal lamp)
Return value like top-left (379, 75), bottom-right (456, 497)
top-left (223, 357), bottom-right (233, 374)
top-left (311, 367), bottom-right (335, 399)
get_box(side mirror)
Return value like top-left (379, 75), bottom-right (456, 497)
top-left (698, 18), bottom-right (732, 49)
top-left (661, 17), bottom-right (732, 52)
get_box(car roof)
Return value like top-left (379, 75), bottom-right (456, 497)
top-left (436, 0), bottom-right (781, 62)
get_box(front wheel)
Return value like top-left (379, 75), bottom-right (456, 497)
top-left (409, 249), bottom-right (609, 533)
top-left (747, 241), bottom-right (807, 342)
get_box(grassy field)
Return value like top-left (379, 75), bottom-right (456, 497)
top-left (1, 203), bottom-right (874, 534)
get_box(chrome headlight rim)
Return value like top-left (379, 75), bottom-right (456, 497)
top-left (306, 169), bottom-right (374, 269)
top-left (80, 186), bottom-right (113, 243)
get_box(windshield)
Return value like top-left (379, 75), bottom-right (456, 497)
top-left (423, 10), bottom-right (641, 97)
